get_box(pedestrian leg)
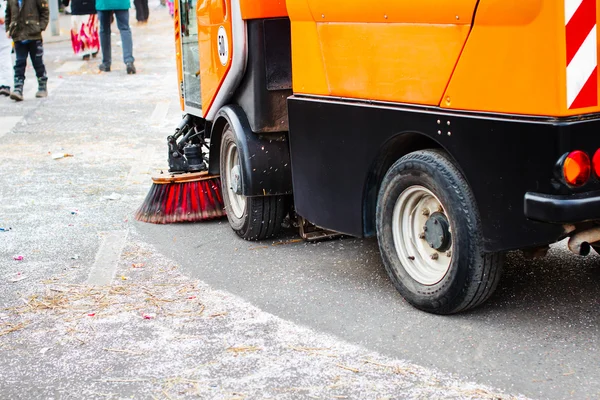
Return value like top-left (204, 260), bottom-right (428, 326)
top-left (141, 0), bottom-right (149, 22)
top-left (10, 41), bottom-right (28, 101)
top-left (29, 40), bottom-right (47, 79)
top-left (115, 10), bottom-right (134, 65)
top-left (29, 40), bottom-right (48, 97)
top-left (97, 10), bottom-right (112, 70)
top-left (133, 0), bottom-right (144, 22)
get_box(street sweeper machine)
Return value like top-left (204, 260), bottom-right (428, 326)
top-left (137, 0), bottom-right (600, 314)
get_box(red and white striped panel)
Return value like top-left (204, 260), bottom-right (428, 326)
top-left (565, 0), bottom-right (598, 109)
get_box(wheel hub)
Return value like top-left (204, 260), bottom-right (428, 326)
top-left (424, 212), bottom-right (451, 252)
top-left (230, 165), bottom-right (242, 195)
top-left (391, 185), bottom-right (453, 286)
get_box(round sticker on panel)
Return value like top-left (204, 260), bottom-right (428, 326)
top-left (217, 26), bottom-right (229, 66)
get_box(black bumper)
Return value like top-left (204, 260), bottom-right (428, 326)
top-left (525, 191), bottom-right (600, 223)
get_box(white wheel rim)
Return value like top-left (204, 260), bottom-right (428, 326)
top-left (391, 185), bottom-right (452, 285)
top-left (225, 140), bottom-right (246, 219)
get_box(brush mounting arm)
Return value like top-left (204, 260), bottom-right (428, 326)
top-left (167, 114), bottom-right (208, 173)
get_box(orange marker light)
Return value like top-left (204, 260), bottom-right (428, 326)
top-left (593, 149), bottom-right (600, 178)
top-left (563, 151), bottom-right (590, 187)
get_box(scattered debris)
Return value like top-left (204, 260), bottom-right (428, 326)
top-left (94, 378), bottom-right (150, 383)
top-left (131, 263), bottom-right (144, 268)
top-left (336, 363), bottom-right (360, 373)
top-left (51, 153), bottom-right (74, 160)
top-left (9, 274), bottom-right (27, 283)
top-left (227, 346), bottom-right (260, 354)
top-left (272, 239), bottom-right (304, 246)
top-left (70, 209), bottom-right (79, 215)
top-left (103, 348), bottom-right (143, 355)
top-left (0, 322), bottom-right (28, 337)
top-left (71, 255), bottom-right (80, 260)
top-left (87, 313), bottom-right (96, 317)
top-left (13, 255), bottom-right (23, 261)
top-left (103, 193), bottom-right (122, 201)
top-left (142, 313), bottom-right (155, 319)
top-left (289, 346), bottom-right (337, 358)
top-left (0, 227), bottom-right (12, 232)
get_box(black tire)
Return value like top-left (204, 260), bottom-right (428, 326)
top-left (220, 124), bottom-right (287, 240)
top-left (376, 149), bottom-right (504, 314)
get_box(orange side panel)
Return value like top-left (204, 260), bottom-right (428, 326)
top-left (287, 0), bottom-right (477, 105)
top-left (305, 0), bottom-right (477, 24)
top-left (443, 0), bottom-right (597, 117)
top-left (290, 22), bottom-right (330, 95)
top-left (174, 0), bottom-right (184, 111)
top-left (197, 0), bottom-right (233, 117)
top-left (317, 24), bottom-right (470, 105)
top-left (240, 0), bottom-right (287, 19)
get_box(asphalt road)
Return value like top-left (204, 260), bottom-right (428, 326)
top-left (137, 220), bottom-right (600, 400)
top-left (0, 4), bottom-right (599, 400)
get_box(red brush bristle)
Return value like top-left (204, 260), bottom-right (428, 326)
top-left (134, 177), bottom-right (226, 224)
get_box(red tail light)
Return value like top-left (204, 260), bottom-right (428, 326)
top-left (563, 150), bottom-right (590, 187)
top-left (593, 149), bottom-right (600, 178)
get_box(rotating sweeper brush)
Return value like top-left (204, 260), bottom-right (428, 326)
top-left (134, 115), bottom-right (225, 224)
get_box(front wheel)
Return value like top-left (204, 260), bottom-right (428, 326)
top-left (220, 124), bottom-right (287, 240)
top-left (376, 149), bottom-right (504, 314)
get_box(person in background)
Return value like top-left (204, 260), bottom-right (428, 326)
top-left (166, 0), bottom-right (173, 18)
top-left (0, 0), bottom-right (12, 96)
top-left (63, 0), bottom-right (99, 60)
top-left (96, 0), bottom-right (135, 74)
top-left (133, 0), bottom-right (147, 24)
top-left (5, 0), bottom-right (49, 101)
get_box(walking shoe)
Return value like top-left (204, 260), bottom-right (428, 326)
top-left (10, 87), bottom-right (23, 102)
top-left (0, 86), bottom-right (10, 96)
top-left (126, 62), bottom-right (136, 74)
top-left (99, 63), bottom-right (111, 72)
top-left (36, 77), bottom-right (48, 98)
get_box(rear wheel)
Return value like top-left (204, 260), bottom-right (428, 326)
top-left (376, 149), bottom-right (504, 314)
top-left (220, 124), bottom-right (287, 240)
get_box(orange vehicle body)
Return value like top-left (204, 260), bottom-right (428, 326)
top-left (177, 0), bottom-right (600, 118)
top-left (287, 0), bottom-right (599, 117)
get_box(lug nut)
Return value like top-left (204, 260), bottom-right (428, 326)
top-left (422, 208), bottom-right (430, 216)
top-left (419, 232), bottom-right (425, 239)
top-left (446, 250), bottom-right (452, 257)
top-left (437, 205), bottom-right (444, 213)
top-left (430, 253), bottom-right (439, 260)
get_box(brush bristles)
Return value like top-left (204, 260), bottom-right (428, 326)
top-left (134, 178), bottom-right (226, 224)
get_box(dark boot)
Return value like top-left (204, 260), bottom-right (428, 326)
top-left (36, 77), bottom-right (48, 98)
top-left (0, 86), bottom-right (10, 96)
top-left (126, 62), bottom-right (136, 74)
top-left (10, 79), bottom-right (24, 102)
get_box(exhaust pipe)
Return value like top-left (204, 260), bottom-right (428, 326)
top-left (567, 227), bottom-right (600, 256)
